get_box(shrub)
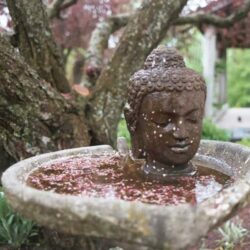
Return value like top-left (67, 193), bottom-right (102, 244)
top-left (0, 191), bottom-right (38, 248)
top-left (202, 119), bottom-right (230, 141)
top-left (227, 49), bottom-right (250, 107)
top-left (218, 220), bottom-right (247, 250)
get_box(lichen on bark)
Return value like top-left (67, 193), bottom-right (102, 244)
top-left (6, 0), bottom-right (71, 93)
top-left (0, 35), bottom-right (90, 171)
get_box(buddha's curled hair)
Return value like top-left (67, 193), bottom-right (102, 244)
top-left (125, 46), bottom-right (206, 134)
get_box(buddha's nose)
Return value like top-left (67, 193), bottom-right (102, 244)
top-left (172, 122), bottom-right (188, 141)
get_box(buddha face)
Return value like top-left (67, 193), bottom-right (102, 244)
top-left (136, 90), bottom-right (205, 169)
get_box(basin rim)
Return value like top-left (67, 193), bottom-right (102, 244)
top-left (2, 141), bottom-right (250, 250)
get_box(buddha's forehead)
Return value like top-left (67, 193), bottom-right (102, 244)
top-left (140, 91), bottom-right (205, 115)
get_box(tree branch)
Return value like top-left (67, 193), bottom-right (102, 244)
top-left (175, 0), bottom-right (250, 27)
top-left (87, 0), bottom-right (188, 146)
top-left (84, 13), bottom-right (130, 87)
top-left (48, 0), bottom-right (78, 19)
top-left (48, 0), bottom-right (64, 19)
top-left (85, 13), bottom-right (130, 81)
top-left (60, 0), bottom-right (77, 11)
top-left (85, 0), bottom-right (250, 83)
top-left (87, 0), bottom-right (250, 64)
top-left (85, 0), bottom-right (250, 92)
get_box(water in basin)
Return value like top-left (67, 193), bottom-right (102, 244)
top-left (26, 153), bottom-right (232, 206)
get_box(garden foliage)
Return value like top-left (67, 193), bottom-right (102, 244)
top-left (0, 191), bottom-right (38, 248)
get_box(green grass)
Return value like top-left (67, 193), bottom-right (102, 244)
top-left (237, 138), bottom-right (250, 147)
top-left (0, 191), bottom-right (39, 248)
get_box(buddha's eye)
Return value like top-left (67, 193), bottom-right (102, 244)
top-left (186, 116), bottom-right (198, 124)
top-left (151, 115), bottom-right (170, 127)
top-left (185, 110), bottom-right (199, 124)
top-left (154, 121), bottom-right (167, 127)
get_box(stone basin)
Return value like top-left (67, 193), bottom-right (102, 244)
top-left (2, 140), bottom-right (250, 250)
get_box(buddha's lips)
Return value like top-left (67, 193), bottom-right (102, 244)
top-left (170, 143), bottom-right (191, 153)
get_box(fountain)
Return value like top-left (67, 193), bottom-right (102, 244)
top-left (2, 47), bottom-right (250, 250)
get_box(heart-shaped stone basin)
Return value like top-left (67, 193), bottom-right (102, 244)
top-left (2, 140), bottom-right (250, 250)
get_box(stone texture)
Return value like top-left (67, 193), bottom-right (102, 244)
top-left (124, 47), bottom-right (206, 178)
top-left (2, 141), bottom-right (250, 250)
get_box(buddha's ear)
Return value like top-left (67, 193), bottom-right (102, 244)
top-left (124, 106), bottom-right (130, 124)
top-left (124, 106), bottom-right (144, 159)
top-left (124, 105), bottom-right (134, 134)
top-left (202, 91), bottom-right (206, 116)
top-left (131, 133), bottom-right (144, 159)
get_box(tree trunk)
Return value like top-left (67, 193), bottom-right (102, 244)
top-left (6, 0), bottom-right (71, 93)
top-left (0, 35), bottom-right (90, 171)
top-left (1, 0), bottom-right (249, 172)
top-left (87, 0), bottom-right (188, 146)
top-left (0, 0), bottom-right (189, 170)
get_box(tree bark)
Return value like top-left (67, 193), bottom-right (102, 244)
top-left (48, 0), bottom-right (78, 19)
top-left (0, 35), bottom-right (90, 170)
top-left (87, 0), bottom-right (188, 146)
top-left (88, 0), bottom-right (250, 60)
top-left (6, 0), bottom-right (71, 93)
top-left (86, 13), bottom-right (130, 75)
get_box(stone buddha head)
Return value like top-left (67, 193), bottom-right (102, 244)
top-left (124, 46), bottom-right (206, 177)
